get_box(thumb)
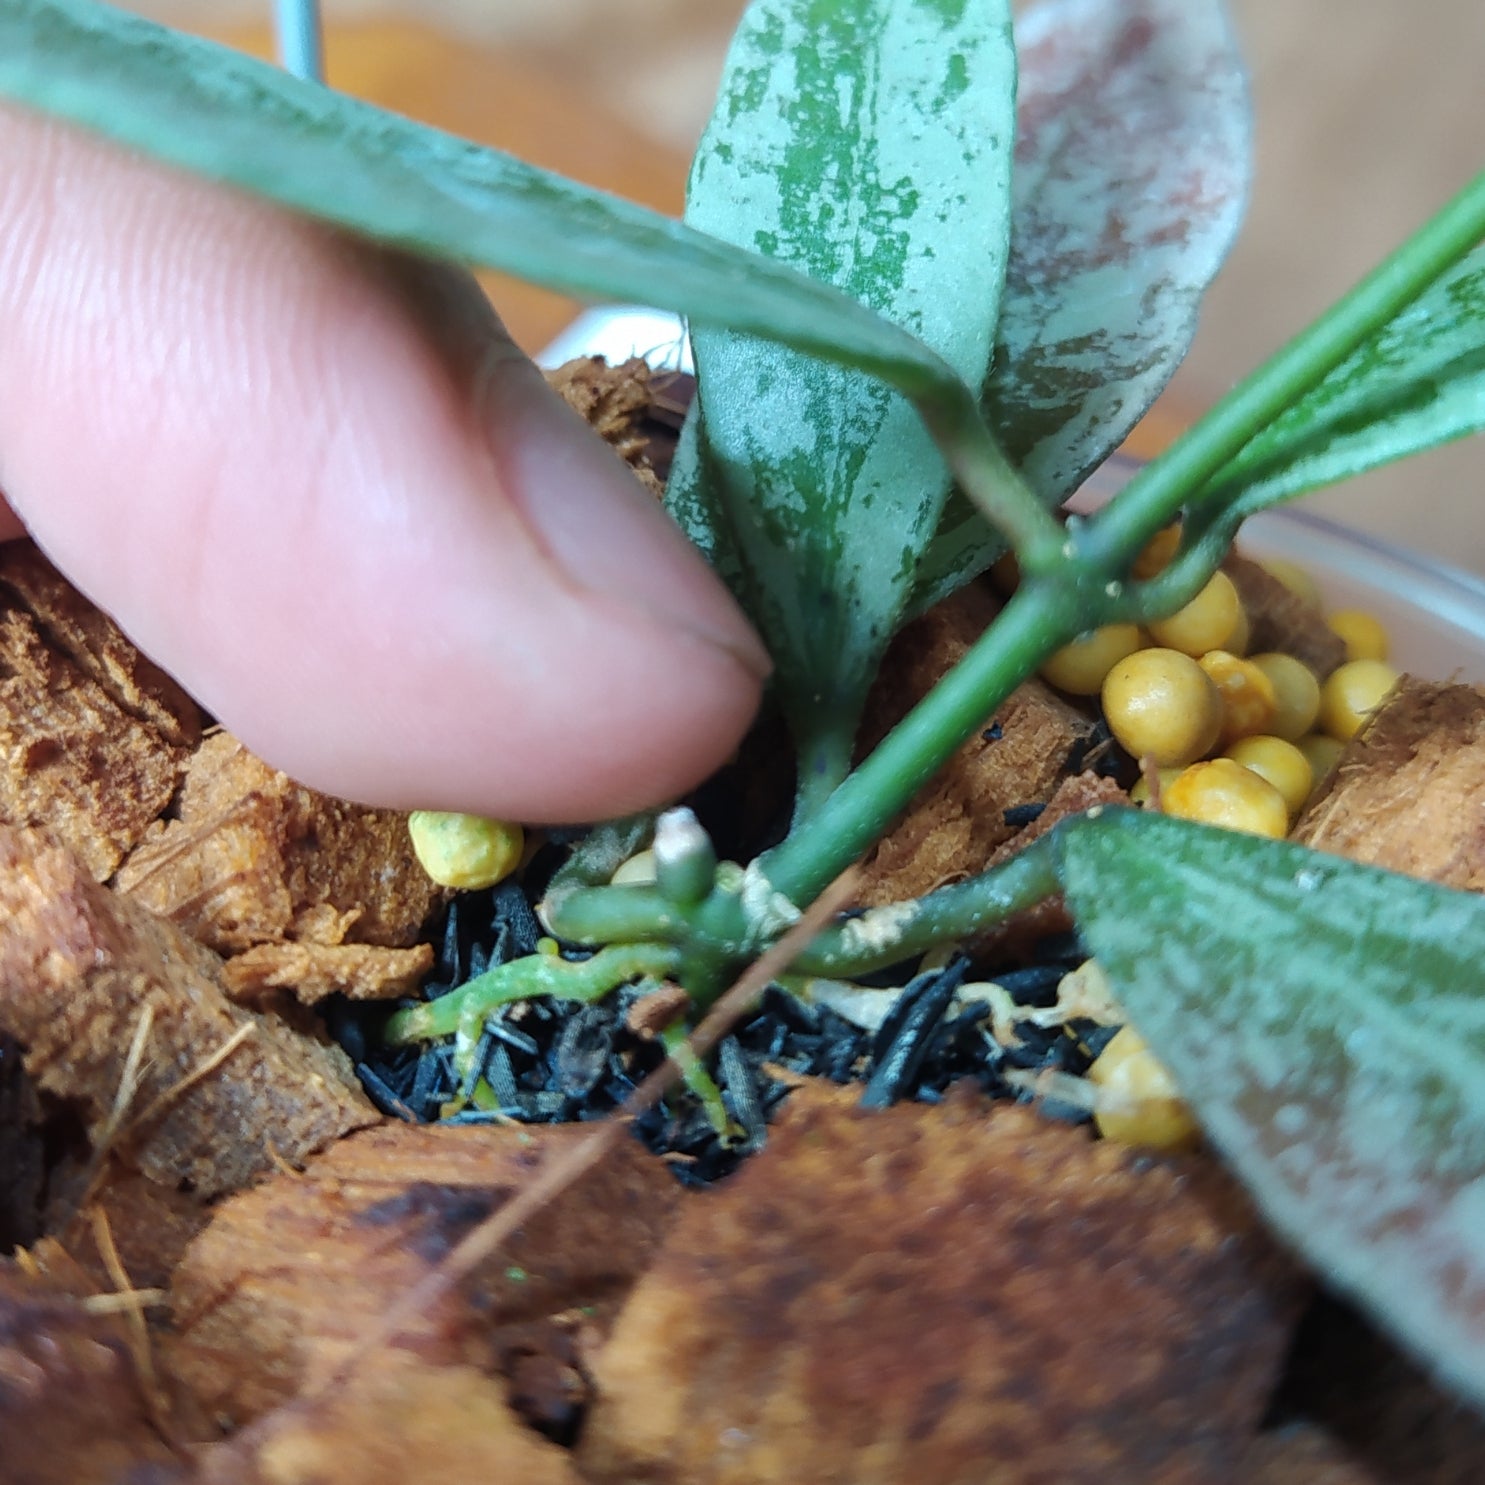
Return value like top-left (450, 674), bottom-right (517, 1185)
top-left (0, 107), bottom-right (769, 824)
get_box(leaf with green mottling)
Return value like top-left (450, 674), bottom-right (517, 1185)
top-left (1058, 807), bottom-right (1485, 1412)
top-left (678, 0), bottom-right (1017, 791)
top-left (912, 0), bottom-right (1249, 611)
top-left (1202, 246), bottom-right (1485, 516)
top-left (0, 0), bottom-right (966, 407)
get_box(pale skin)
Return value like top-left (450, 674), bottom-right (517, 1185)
top-left (0, 108), bottom-right (770, 823)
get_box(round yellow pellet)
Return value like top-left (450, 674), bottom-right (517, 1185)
top-left (1319, 658), bottom-right (1400, 741)
top-left (1040, 623), bottom-right (1143, 695)
top-left (1198, 649), bottom-right (1279, 745)
top-left (1163, 758), bottom-right (1290, 838)
top-left (1249, 652), bottom-right (1322, 741)
top-left (1101, 648), bottom-right (1224, 768)
top-left (1327, 608), bottom-right (1391, 663)
top-left (1258, 556), bottom-right (1323, 608)
top-left (1297, 733), bottom-right (1347, 794)
top-left (1129, 766), bottom-right (1183, 808)
top-left (408, 811), bottom-right (524, 890)
top-left (1223, 735), bottom-right (1313, 819)
top-left (1088, 1026), bottom-right (1199, 1151)
top-left (1131, 523), bottom-right (1182, 580)
top-left (1146, 570), bottom-right (1244, 656)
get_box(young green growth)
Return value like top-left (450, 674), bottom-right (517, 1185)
top-left (651, 807), bottom-right (719, 908)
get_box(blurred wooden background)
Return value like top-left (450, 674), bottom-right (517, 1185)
top-left (129, 0), bottom-right (1485, 569)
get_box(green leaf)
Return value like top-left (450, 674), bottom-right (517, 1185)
top-left (1203, 247), bottom-right (1485, 516)
top-left (912, 0), bottom-right (1249, 611)
top-left (1058, 807), bottom-right (1485, 1411)
top-left (0, 0), bottom-right (965, 405)
top-left (679, 0), bottom-right (1017, 786)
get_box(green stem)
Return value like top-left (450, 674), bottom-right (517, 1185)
top-left (541, 885), bottom-right (690, 946)
top-left (1103, 509), bottom-right (1245, 628)
top-left (760, 577), bottom-right (1081, 904)
top-left (1084, 169), bottom-right (1485, 570)
top-left (791, 829), bottom-right (1065, 978)
top-left (917, 389), bottom-right (1067, 573)
top-left (384, 942), bottom-right (681, 1044)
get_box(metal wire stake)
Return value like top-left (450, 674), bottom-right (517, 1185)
top-left (273, 0), bottom-right (325, 83)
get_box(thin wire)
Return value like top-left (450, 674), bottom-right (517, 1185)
top-left (273, 0), bottom-right (325, 83)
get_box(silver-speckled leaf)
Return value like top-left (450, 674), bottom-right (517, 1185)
top-left (914, 0), bottom-right (1249, 610)
top-left (680, 0), bottom-right (1016, 787)
top-left (1210, 245), bottom-right (1485, 515)
top-left (1059, 808), bottom-right (1485, 1411)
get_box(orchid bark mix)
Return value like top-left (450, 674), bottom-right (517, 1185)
top-left (4, 0), bottom-right (1485, 1406)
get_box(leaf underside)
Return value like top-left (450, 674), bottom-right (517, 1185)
top-left (1208, 245), bottom-right (1485, 516)
top-left (674, 0), bottom-right (1017, 770)
top-left (1059, 808), bottom-right (1485, 1411)
top-left (913, 0), bottom-right (1250, 611)
top-left (0, 0), bottom-right (962, 401)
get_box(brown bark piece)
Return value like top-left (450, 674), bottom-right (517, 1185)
top-left (167, 1120), bottom-right (681, 1428)
top-left (0, 825), bottom-right (375, 1200)
top-left (0, 543), bottom-right (201, 746)
top-left (581, 1090), bottom-right (1301, 1485)
top-left (42, 1168), bottom-right (212, 1295)
top-left (855, 583), bottom-right (1100, 907)
top-left (1292, 678), bottom-right (1485, 889)
top-left (968, 773), bottom-right (1130, 950)
top-left (1225, 550), bottom-right (1347, 678)
top-left (223, 941), bottom-right (435, 1005)
top-left (0, 542), bottom-right (202, 880)
top-left (195, 1356), bottom-right (581, 1485)
top-left (0, 1264), bottom-right (180, 1484)
top-left (116, 732), bottom-right (447, 955)
top-left (546, 354), bottom-right (673, 495)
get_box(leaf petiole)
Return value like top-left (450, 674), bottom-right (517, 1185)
top-left (917, 390), bottom-right (1069, 577)
top-left (790, 829), bottom-right (1065, 979)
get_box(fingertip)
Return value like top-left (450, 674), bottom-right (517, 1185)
top-left (0, 111), bottom-right (767, 823)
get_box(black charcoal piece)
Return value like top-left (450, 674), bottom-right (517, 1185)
top-left (484, 1016), bottom-right (541, 1058)
top-left (485, 1044), bottom-right (521, 1110)
top-left (493, 877), bottom-right (545, 957)
top-left (719, 1035), bottom-right (767, 1152)
top-left (554, 1005), bottom-right (615, 1098)
top-left (1002, 802), bottom-right (1047, 828)
top-left (990, 964), bottom-right (1067, 1003)
top-left (861, 958), bottom-right (970, 1110)
top-left (356, 1063), bottom-right (415, 1120)
top-left (409, 1046), bottom-right (452, 1120)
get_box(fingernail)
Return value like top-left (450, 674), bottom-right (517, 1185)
top-left (479, 348), bottom-right (772, 682)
